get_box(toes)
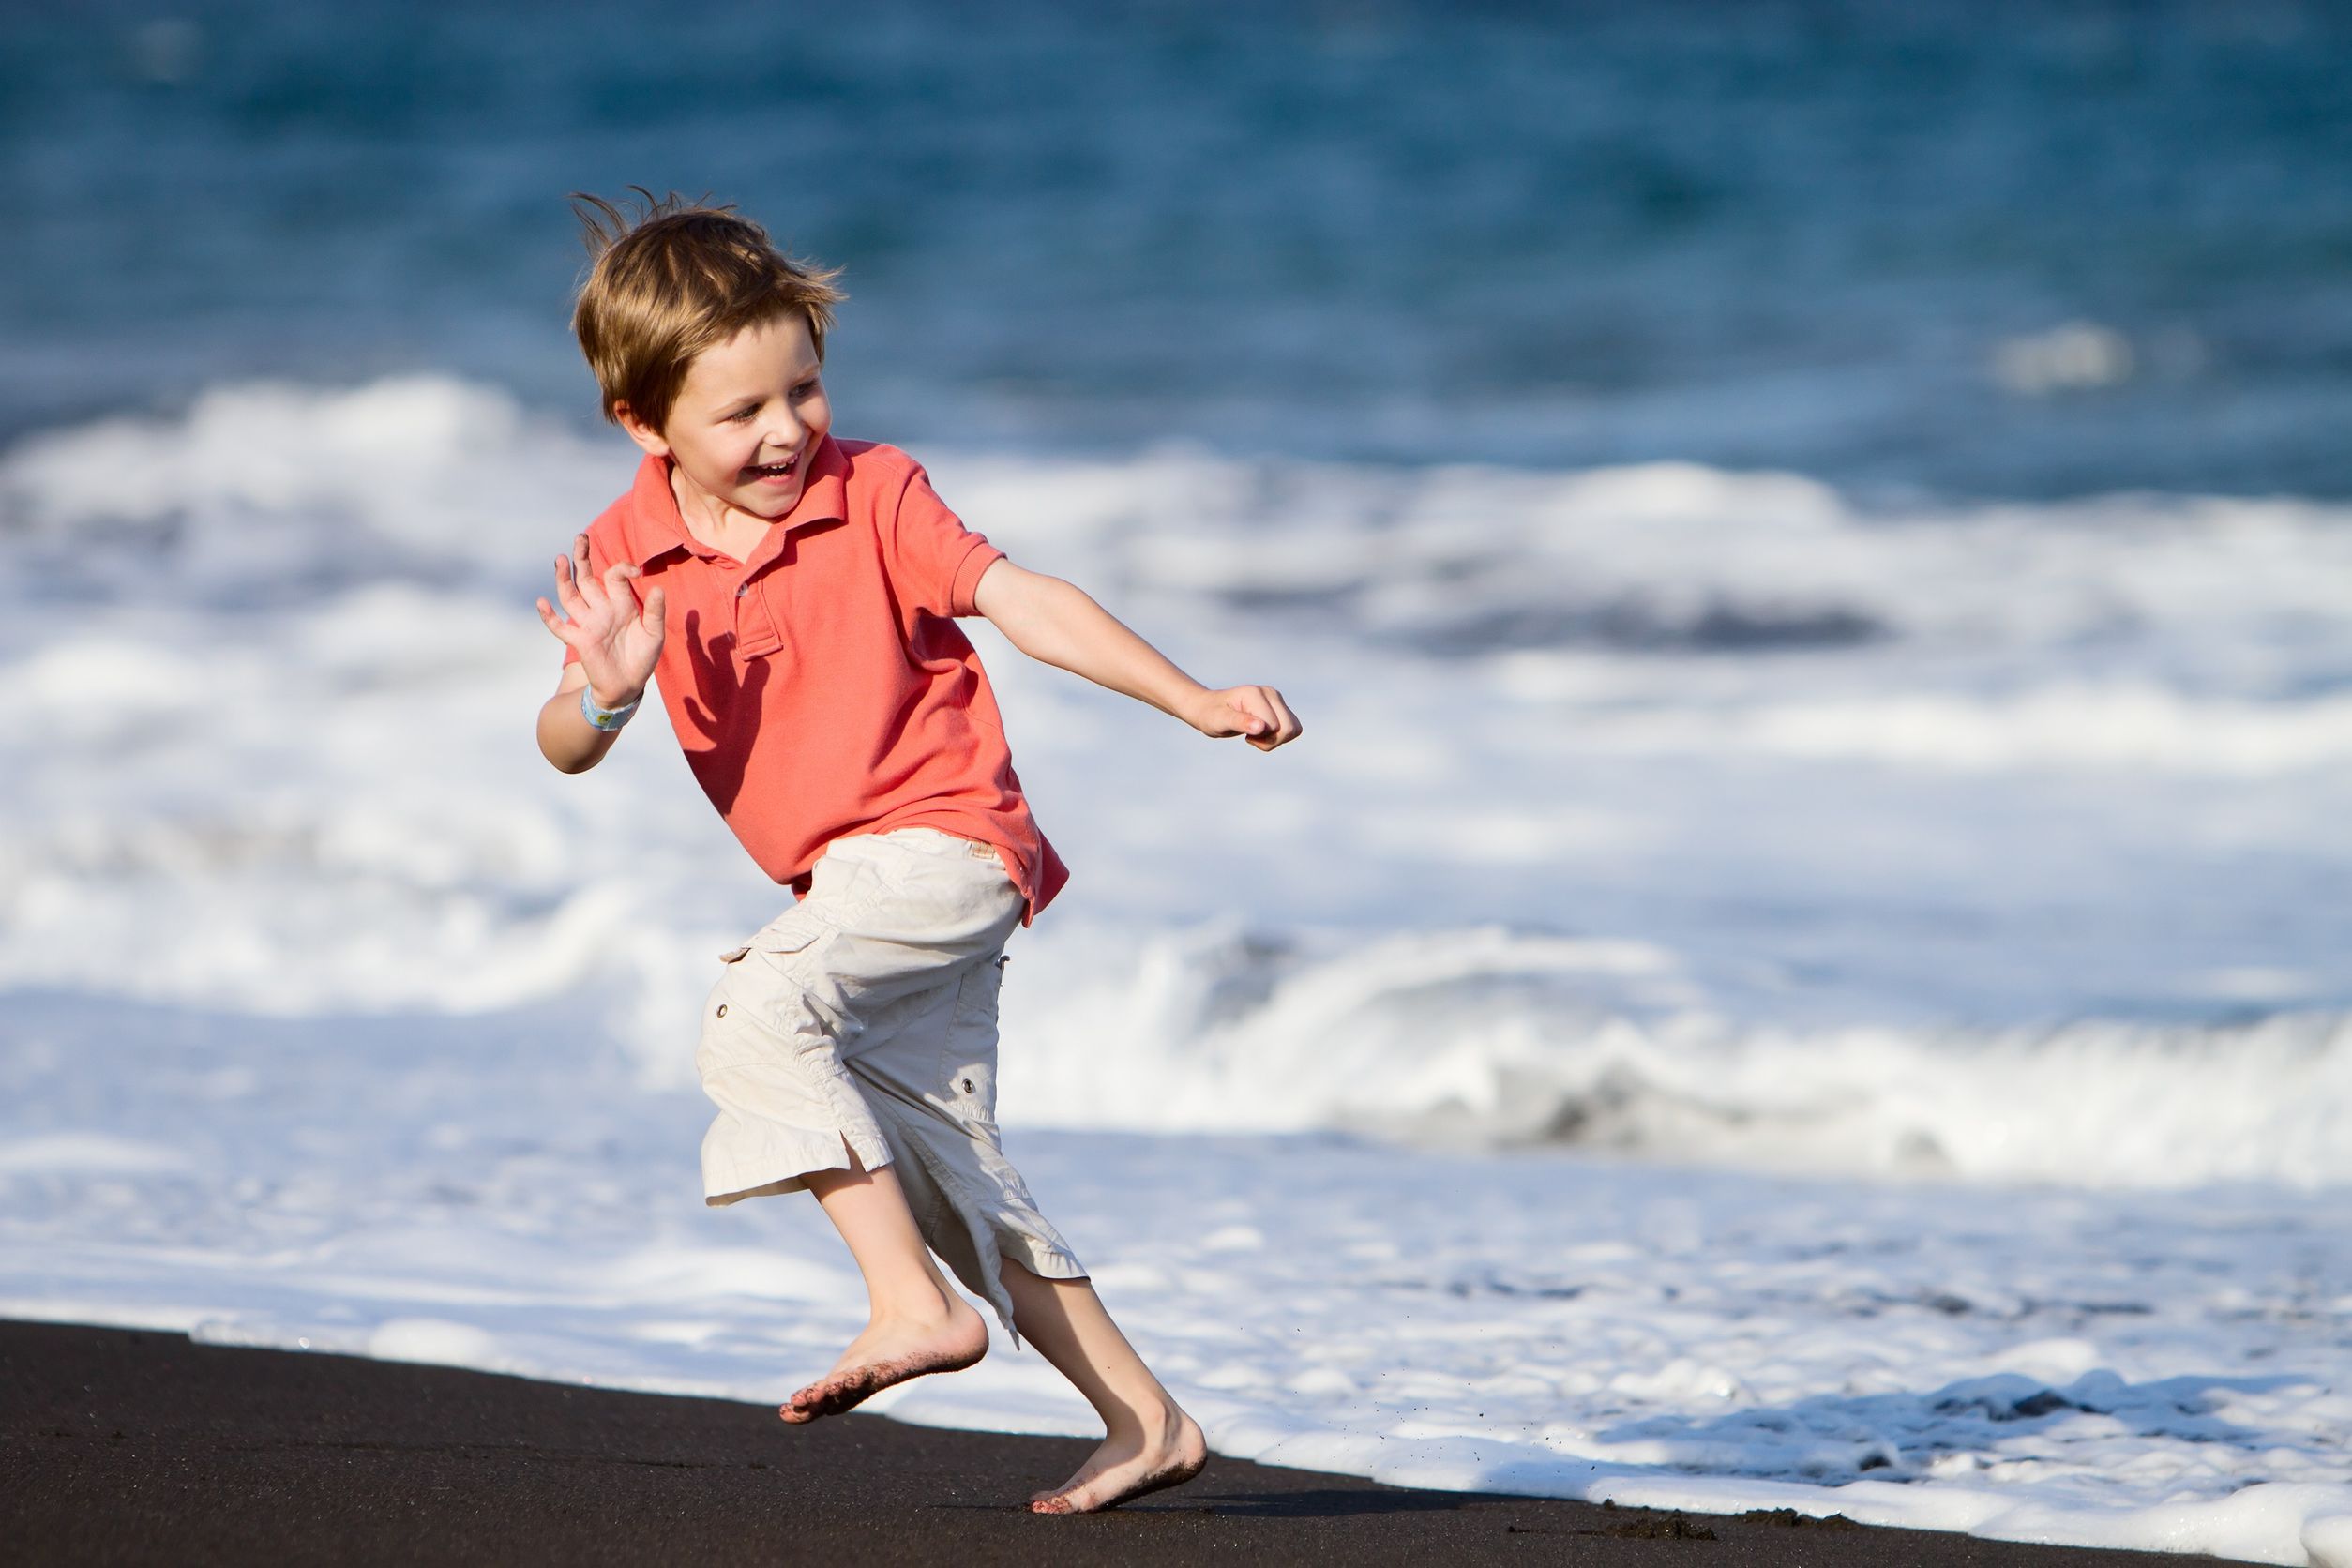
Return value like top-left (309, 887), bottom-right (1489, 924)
top-left (1042, 1478), bottom-right (1111, 1515)
top-left (779, 1376), bottom-right (845, 1424)
top-left (1030, 1467), bottom-right (1091, 1514)
top-left (1030, 1458), bottom-right (1207, 1515)
top-left (785, 1368), bottom-right (878, 1424)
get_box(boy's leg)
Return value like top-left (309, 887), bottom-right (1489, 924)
top-left (696, 833), bottom-right (1028, 1423)
top-left (997, 1261), bottom-right (1207, 1514)
top-left (780, 1143), bottom-right (988, 1425)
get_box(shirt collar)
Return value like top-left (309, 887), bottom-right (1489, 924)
top-left (614, 434), bottom-right (852, 570)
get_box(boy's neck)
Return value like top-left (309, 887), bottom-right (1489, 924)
top-left (668, 462), bottom-right (776, 561)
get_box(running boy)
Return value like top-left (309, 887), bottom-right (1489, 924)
top-left (533, 193), bottom-right (1301, 1515)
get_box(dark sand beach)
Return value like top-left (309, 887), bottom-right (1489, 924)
top-left (1, 1319), bottom-right (2257, 1567)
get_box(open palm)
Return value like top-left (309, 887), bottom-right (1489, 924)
top-left (535, 534), bottom-right (665, 704)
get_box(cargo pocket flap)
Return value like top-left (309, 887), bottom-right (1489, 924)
top-left (750, 917), bottom-right (824, 957)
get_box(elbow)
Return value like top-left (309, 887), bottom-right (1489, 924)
top-left (535, 721), bottom-right (602, 775)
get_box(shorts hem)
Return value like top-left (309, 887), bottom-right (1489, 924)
top-left (701, 1124), bottom-right (894, 1206)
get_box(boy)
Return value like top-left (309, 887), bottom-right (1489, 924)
top-left (533, 193), bottom-right (1301, 1515)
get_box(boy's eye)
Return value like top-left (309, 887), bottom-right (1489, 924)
top-left (792, 380), bottom-right (820, 399)
top-left (728, 406), bottom-right (759, 421)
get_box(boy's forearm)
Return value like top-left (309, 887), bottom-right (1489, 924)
top-left (984, 571), bottom-right (1206, 718)
top-left (536, 686), bottom-right (626, 773)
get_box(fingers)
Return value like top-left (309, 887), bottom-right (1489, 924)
top-left (1256, 686), bottom-right (1303, 749)
top-left (569, 535), bottom-right (609, 611)
top-left (602, 559), bottom-right (642, 612)
top-left (639, 583), bottom-right (667, 637)
top-left (1214, 685), bottom-right (1302, 751)
top-left (552, 547), bottom-right (593, 622)
top-left (1228, 688), bottom-right (1274, 737)
top-left (535, 596), bottom-right (570, 640)
top-left (553, 539), bottom-right (648, 634)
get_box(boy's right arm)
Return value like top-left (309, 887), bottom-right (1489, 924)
top-left (535, 534), bottom-right (665, 774)
top-left (536, 663), bottom-right (622, 774)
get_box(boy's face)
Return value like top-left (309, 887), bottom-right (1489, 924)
top-left (619, 312), bottom-right (833, 523)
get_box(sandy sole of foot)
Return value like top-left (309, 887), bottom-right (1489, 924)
top-left (778, 1336), bottom-right (988, 1425)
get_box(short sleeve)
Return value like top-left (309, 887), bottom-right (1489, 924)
top-left (883, 460), bottom-right (1003, 618)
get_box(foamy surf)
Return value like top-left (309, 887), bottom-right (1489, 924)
top-left (1, 993), bottom-right (2346, 1564)
top-left (5, 379), bottom-right (2349, 1560)
top-left (994, 921), bottom-right (2352, 1189)
top-left (4, 376), bottom-right (2345, 1185)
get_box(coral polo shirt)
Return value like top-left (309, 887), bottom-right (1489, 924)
top-left (566, 436), bottom-right (1067, 924)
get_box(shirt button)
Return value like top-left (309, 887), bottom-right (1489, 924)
top-left (736, 582), bottom-right (750, 597)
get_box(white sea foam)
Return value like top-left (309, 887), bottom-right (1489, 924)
top-left (0, 995), bottom-right (2344, 1564)
top-left (999, 925), bottom-right (2352, 1188)
top-left (4, 377), bottom-right (2346, 1189)
top-left (1991, 322), bottom-right (2138, 395)
top-left (5, 377), bottom-right (2350, 1557)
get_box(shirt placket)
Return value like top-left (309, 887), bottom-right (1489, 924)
top-left (731, 558), bottom-right (784, 659)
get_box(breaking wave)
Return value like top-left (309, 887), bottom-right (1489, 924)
top-left (7, 378), bottom-right (2348, 1190)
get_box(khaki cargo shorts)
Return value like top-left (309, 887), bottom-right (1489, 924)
top-left (695, 826), bottom-right (1086, 1338)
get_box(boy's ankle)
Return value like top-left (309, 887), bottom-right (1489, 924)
top-left (871, 1288), bottom-right (971, 1331)
top-left (1105, 1394), bottom-right (1188, 1443)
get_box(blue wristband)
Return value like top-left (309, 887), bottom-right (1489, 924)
top-left (580, 684), bottom-right (641, 731)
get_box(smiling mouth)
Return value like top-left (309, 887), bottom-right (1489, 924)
top-left (746, 455), bottom-right (801, 481)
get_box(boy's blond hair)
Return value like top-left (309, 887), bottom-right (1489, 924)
top-left (570, 188), bottom-right (846, 432)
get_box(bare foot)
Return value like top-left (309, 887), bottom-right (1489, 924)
top-left (779, 1300), bottom-right (988, 1425)
top-left (1028, 1407), bottom-right (1208, 1514)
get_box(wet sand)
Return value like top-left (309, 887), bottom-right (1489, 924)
top-left (1, 1320), bottom-right (2255, 1566)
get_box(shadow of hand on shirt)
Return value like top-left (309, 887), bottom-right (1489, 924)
top-left (678, 607), bottom-right (768, 816)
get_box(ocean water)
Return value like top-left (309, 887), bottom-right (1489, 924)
top-left (7, 0), bottom-right (2351, 495)
top-left (5, 3), bottom-right (2351, 1561)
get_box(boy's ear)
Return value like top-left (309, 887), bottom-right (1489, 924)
top-left (612, 401), bottom-right (671, 459)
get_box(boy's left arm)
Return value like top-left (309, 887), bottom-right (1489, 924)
top-left (972, 560), bottom-right (1301, 751)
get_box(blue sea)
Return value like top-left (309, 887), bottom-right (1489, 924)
top-left (8, 0), bottom-right (2351, 496)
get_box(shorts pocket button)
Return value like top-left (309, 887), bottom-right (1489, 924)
top-left (716, 1004), bottom-right (729, 1018)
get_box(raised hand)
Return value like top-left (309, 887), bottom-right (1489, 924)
top-left (535, 535), bottom-right (666, 707)
top-left (1184, 684), bottom-right (1303, 751)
